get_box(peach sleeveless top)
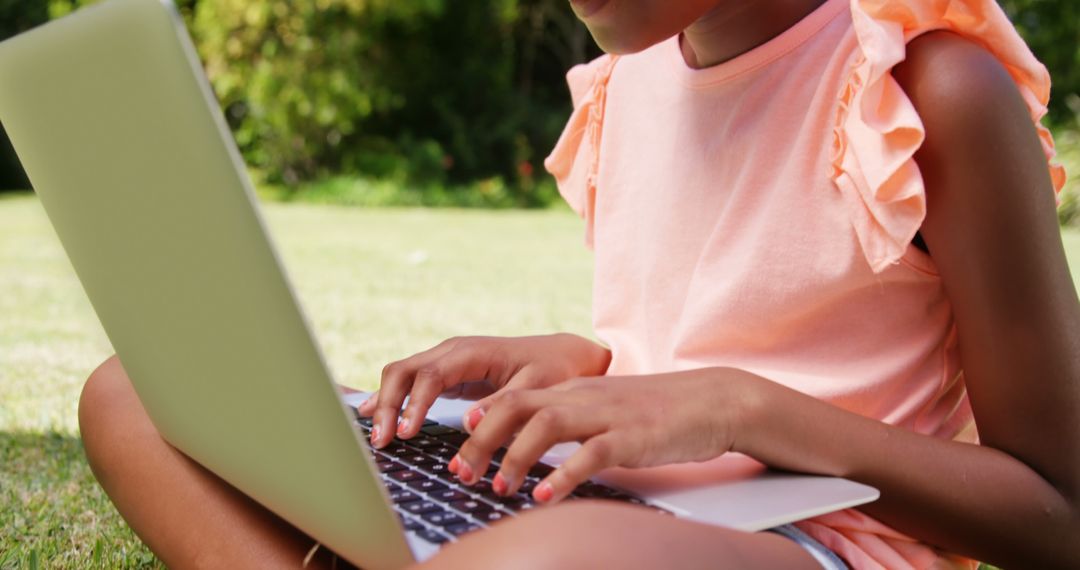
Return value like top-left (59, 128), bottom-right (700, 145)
top-left (544, 0), bottom-right (1065, 568)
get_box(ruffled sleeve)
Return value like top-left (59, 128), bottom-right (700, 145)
top-left (832, 0), bottom-right (1068, 273)
top-left (544, 55), bottom-right (618, 247)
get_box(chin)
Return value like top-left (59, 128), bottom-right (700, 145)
top-left (589, 26), bottom-right (670, 55)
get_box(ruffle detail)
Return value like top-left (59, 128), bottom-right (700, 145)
top-left (543, 55), bottom-right (619, 247)
top-left (796, 511), bottom-right (978, 570)
top-left (831, 0), bottom-right (1067, 273)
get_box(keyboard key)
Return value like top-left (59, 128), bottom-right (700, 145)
top-left (406, 479), bottom-right (449, 494)
top-left (573, 482), bottom-right (619, 498)
top-left (356, 416), bottom-right (374, 428)
top-left (422, 511), bottom-right (466, 527)
top-left (390, 489), bottom-right (421, 504)
top-left (420, 425), bottom-right (458, 436)
top-left (399, 516), bottom-right (424, 531)
top-left (476, 510), bottom-right (509, 524)
top-left (446, 522), bottom-right (483, 536)
top-left (437, 433), bottom-right (469, 447)
top-left (409, 437), bottom-right (441, 449)
top-left (422, 419), bottom-right (439, 427)
top-left (405, 454), bottom-right (437, 468)
top-left (502, 496), bottom-right (537, 512)
top-left (449, 499), bottom-right (493, 515)
top-left (430, 488), bottom-right (469, 502)
top-left (385, 443), bottom-right (414, 457)
top-left (464, 479), bottom-right (493, 494)
top-left (429, 446), bottom-right (457, 459)
top-left (402, 501), bottom-right (443, 515)
top-left (427, 463), bottom-right (454, 479)
top-left (518, 479), bottom-right (538, 493)
top-left (377, 460), bottom-right (407, 474)
top-left (528, 464), bottom-right (555, 478)
top-left (477, 490), bottom-right (516, 505)
top-left (389, 470), bottom-right (423, 483)
top-left (415, 528), bottom-right (451, 544)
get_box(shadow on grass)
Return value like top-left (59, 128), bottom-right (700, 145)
top-left (0, 431), bottom-right (162, 569)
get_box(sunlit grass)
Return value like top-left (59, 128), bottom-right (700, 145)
top-left (0, 193), bottom-right (593, 567)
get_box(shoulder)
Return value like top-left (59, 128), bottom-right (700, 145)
top-left (566, 54), bottom-right (616, 108)
top-left (891, 31), bottom-right (1047, 197)
top-left (894, 31), bottom-right (1028, 135)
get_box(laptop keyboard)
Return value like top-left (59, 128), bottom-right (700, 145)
top-left (354, 412), bottom-right (667, 545)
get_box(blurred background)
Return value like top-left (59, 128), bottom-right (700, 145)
top-left (0, 0), bottom-right (1075, 211)
top-left (1, 0), bottom-right (607, 207)
top-left (0, 1), bottom-right (1078, 568)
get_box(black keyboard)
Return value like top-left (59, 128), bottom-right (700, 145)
top-left (354, 411), bottom-right (667, 545)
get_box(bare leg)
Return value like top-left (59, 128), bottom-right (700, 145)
top-left (81, 356), bottom-right (822, 569)
top-left (420, 501), bottom-right (822, 570)
top-left (79, 356), bottom-right (348, 569)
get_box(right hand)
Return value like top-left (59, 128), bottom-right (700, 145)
top-left (359, 334), bottom-right (611, 447)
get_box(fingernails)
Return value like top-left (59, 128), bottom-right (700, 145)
top-left (457, 458), bottom-right (474, 484)
top-left (534, 481), bottom-right (554, 503)
top-left (396, 418), bottom-right (410, 437)
top-left (492, 472), bottom-right (508, 495)
top-left (448, 455), bottom-right (459, 474)
top-left (370, 425), bottom-right (381, 446)
top-left (465, 407), bottom-right (485, 432)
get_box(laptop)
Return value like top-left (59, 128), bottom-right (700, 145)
top-left (0, 1), bottom-right (879, 568)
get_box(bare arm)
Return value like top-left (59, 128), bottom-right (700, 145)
top-left (740, 31), bottom-right (1080, 568)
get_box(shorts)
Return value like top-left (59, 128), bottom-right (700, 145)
top-left (768, 524), bottom-right (848, 569)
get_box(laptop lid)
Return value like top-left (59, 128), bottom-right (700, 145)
top-left (0, 1), bottom-right (412, 568)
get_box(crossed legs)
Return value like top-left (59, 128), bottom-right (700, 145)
top-left (79, 356), bottom-right (820, 569)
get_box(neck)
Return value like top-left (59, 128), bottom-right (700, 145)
top-left (680, 0), bottom-right (829, 69)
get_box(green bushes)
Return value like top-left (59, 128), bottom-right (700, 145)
top-left (190, 0), bottom-right (595, 205)
top-left (0, 1), bottom-right (1077, 207)
top-left (1, 0), bottom-right (599, 204)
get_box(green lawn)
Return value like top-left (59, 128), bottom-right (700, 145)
top-left (0, 194), bottom-right (594, 568)
top-left (2, 193), bottom-right (1079, 567)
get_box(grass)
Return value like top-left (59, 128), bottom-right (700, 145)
top-left (3, 192), bottom-right (1080, 567)
top-left (0, 193), bottom-right (594, 568)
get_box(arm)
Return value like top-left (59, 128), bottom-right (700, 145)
top-left (742, 31), bottom-right (1080, 568)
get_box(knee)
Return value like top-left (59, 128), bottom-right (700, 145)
top-left (79, 355), bottom-right (141, 471)
top-left (419, 502), bottom-right (635, 570)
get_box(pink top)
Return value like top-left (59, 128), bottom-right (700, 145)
top-left (544, 0), bottom-right (1065, 568)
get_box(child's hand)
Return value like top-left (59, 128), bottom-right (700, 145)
top-left (361, 334), bottom-right (610, 447)
top-left (448, 368), bottom-right (757, 503)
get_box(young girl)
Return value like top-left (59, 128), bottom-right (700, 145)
top-left (80, 0), bottom-right (1080, 568)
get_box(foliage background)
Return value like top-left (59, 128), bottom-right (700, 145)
top-left (0, 0), bottom-right (1076, 207)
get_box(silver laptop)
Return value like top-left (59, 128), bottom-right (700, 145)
top-left (0, 1), bottom-right (878, 568)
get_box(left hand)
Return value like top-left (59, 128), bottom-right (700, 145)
top-left (447, 367), bottom-right (759, 504)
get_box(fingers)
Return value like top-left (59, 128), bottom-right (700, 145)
top-left (367, 341), bottom-right (455, 447)
top-left (494, 405), bottom-right (606, 496)
top-left (533, 434), bottom-right (625, 503)
top-left (357, 390), bottom-right (378, 416)
top-left (451, 389), bottom-right (561, 485)
top-left (370, 338), bottom-right (513, 446)
top-left (462, 364), bottom-right (546, 433)
top-left (403, 344), bottom-right (516, 439)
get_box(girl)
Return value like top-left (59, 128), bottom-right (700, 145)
top-left (81, 0), bottom-right (1080, 568)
